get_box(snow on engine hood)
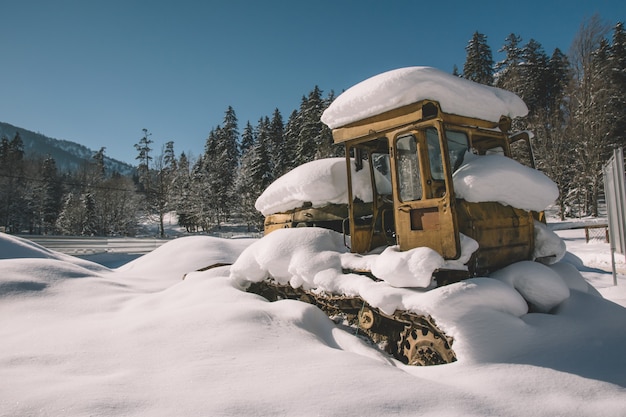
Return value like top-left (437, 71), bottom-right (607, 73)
top-left (256, 155), bottom-right (557, 216)
top-left (321, 66), bottom-right (528, 129)
top-left (255, 158), bottom-right (373, 216)
top-left (452, 151), bottom-right (558, 212)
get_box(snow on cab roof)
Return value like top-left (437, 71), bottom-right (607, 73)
top-left (321, 66), bottom-right (528, 129)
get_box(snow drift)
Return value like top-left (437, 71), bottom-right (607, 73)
top-left (1, 231), bottom-right (625, 417)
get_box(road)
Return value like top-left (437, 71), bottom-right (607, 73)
top-left (19, 235), bottom-right (171, 256)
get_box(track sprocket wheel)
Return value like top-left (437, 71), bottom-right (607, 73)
top-left (398, 325), bottom-right (457, 366)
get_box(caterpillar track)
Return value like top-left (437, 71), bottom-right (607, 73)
top-left (247, 280), bottom-right (456, 366)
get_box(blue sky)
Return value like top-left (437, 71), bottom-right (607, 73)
top-left (1, 0), bottom-right (624, 166)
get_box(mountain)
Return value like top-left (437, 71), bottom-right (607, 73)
top-left (0, 121), bottom-right (134, 176)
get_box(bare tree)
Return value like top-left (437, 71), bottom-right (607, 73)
top-left (567, 14), bottom-right (612, 217)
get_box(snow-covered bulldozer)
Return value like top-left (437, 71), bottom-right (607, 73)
top-left (264, 66), bottom-right (551, 282)
top-left (235, 67), bottom-right (560, 366)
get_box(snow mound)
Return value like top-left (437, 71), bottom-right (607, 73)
top-left (490, 261), bottom-right (570, 313)
top-left (230, 227), bottom-right (478, 293)
top-left (453, 152), bottom-right (558, 212)
top-left (0, 232), bottom-right (59, 260)
top-left (533, 220), bottom-right (567, 263)
top-left (255, 151), bottom-right (559, 218)
top-left (321, 66), bottom-right (528, 129)
top-left (117, 235), bottom-right (254, 282)
top-left (0, 232), bottom-right (110, 273)
top-left (255, 158), bottom-right (373, 216)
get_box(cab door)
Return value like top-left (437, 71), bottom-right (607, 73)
top-left (390, 127), bottom-right (461, 259)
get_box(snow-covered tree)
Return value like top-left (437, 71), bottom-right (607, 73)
top-left (283, 109), bottom-right (301, 172)
top-left (495, 33), bottom-right (524, 92)
top-left (607, 22), bottom-right (626, 149)
top-left (567, 14), bottom-right (612, 217)
top-left (463, 32), bottom-right (494, 85)
top-left (268, 108), bottom-right (287, 179)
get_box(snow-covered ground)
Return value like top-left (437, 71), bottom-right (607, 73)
top-left (1, 226), bottom-right (625, 417)
top-left (2, 67), bottom-right (625, 415)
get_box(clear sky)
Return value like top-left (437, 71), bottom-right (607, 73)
top-left (1, 0), bottom-right (624, 166)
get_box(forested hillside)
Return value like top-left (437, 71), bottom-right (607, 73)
top-left (0, 122), bottom-right (133, 175)
top-left (1, 16), bottom-right (624, 237)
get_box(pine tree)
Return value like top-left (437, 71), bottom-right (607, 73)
top-left (252, 117), bottom-right (274, 191)
top-left (134, 129), bottom-right (153, 193)
top-left (283, 110), bottom-right (301, 172)
top-left (296, 86), bottom-right (330, 163)
top-left (37, 156), bottom-right (63, 234)
top-left (320, 90), bottom-right (340, 158)
top-left (0, 133), bottom-right (26, 232)
top-left (240, 121), bottom-right (255, 155)
top-left (518, 39), bottom-right (550, 116)
top-left (200, 106), bottom-right (240, 229)
top-left (545, 48), bottom-right (570, 117)
top-left (235, 126), bottom-right (265, 231)
top-left (608, 22), bottom-right (626, 149)
top-left (152, 141), bottom-right (177, 237)
top-left (495, 33), bottom-right (523, 92)
top-left (92, 147), bottom-right (106, 180)
top-left (163, 141), bottom-right (177, 173)
top-left (268, 108), bottom-right (287, 179)
top-left (189, 155), bottom-right (211, 231)
top-left (56, 192), bottom-right (85, 235)
top-left (462, 32), bottom-right (494, 85)
top-left (172, 152), bottom-right (197, 232)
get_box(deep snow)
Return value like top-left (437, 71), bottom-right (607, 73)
top-left (1, 228), bottom-right (625, 417)
top-left (2, 66), bottom-right (625, 416)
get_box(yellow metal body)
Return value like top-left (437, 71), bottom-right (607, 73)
top-left (264, 100), bottom-right (536, 276)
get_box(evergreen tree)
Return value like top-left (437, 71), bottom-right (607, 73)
top-left (152, 141), bottom-right (177, 237)
top-left (253, 117), bottom-right (273, 190)
top-left (545, 48), bottom-right (570, 117)
top-left (268, 108), bottom-right (287, 179)
top-left (235, 126), bottom-right (264, 231)
top-left (296, 86), bottom-right (328, 164)
top-left (134, 128), bottom-right (153, 193)
top-left (205, 107), bottom-right (240, 228)
top-left (83, 191), bottom-right (98, 235)
top-left (189, 155), bottom-right (211, 231)
top-left (608, 22), bottom-right (626, 149)
top-left (319, 90), bottom-right (340, 158)
top-left (36, 156), bottom-right (63, 234)
top-left (92, 147), bottom-right (106, 179)
top-left (463, 32), bottom-right (494, 85)
top-left (56, 192), bottom-right (86, 235)
top-left (283, 110), bottom-right (301, 172)
top-left (240, 121), bottom-right (255, 155)
top-left (172, 151), bottom-right (197, 232)
top-left (518, 39), bottom-right (550, 116)
top-left (163, 141), bottom-right (177, 173)
top-left (495, 33), bottom-right (523, 92)
top-left (0, 132), bottom-right (26, 232)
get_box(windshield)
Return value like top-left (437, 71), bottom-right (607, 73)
top-left (446, 130), bottom-right (469, 171)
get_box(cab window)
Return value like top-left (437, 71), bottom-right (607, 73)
top-left (396, 135), bottom-right (422, 201)
top-left (445, 130), bottom-right (469, 171)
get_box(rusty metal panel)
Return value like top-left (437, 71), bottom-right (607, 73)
top-left (457, 200), bottom-right (534, 275)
